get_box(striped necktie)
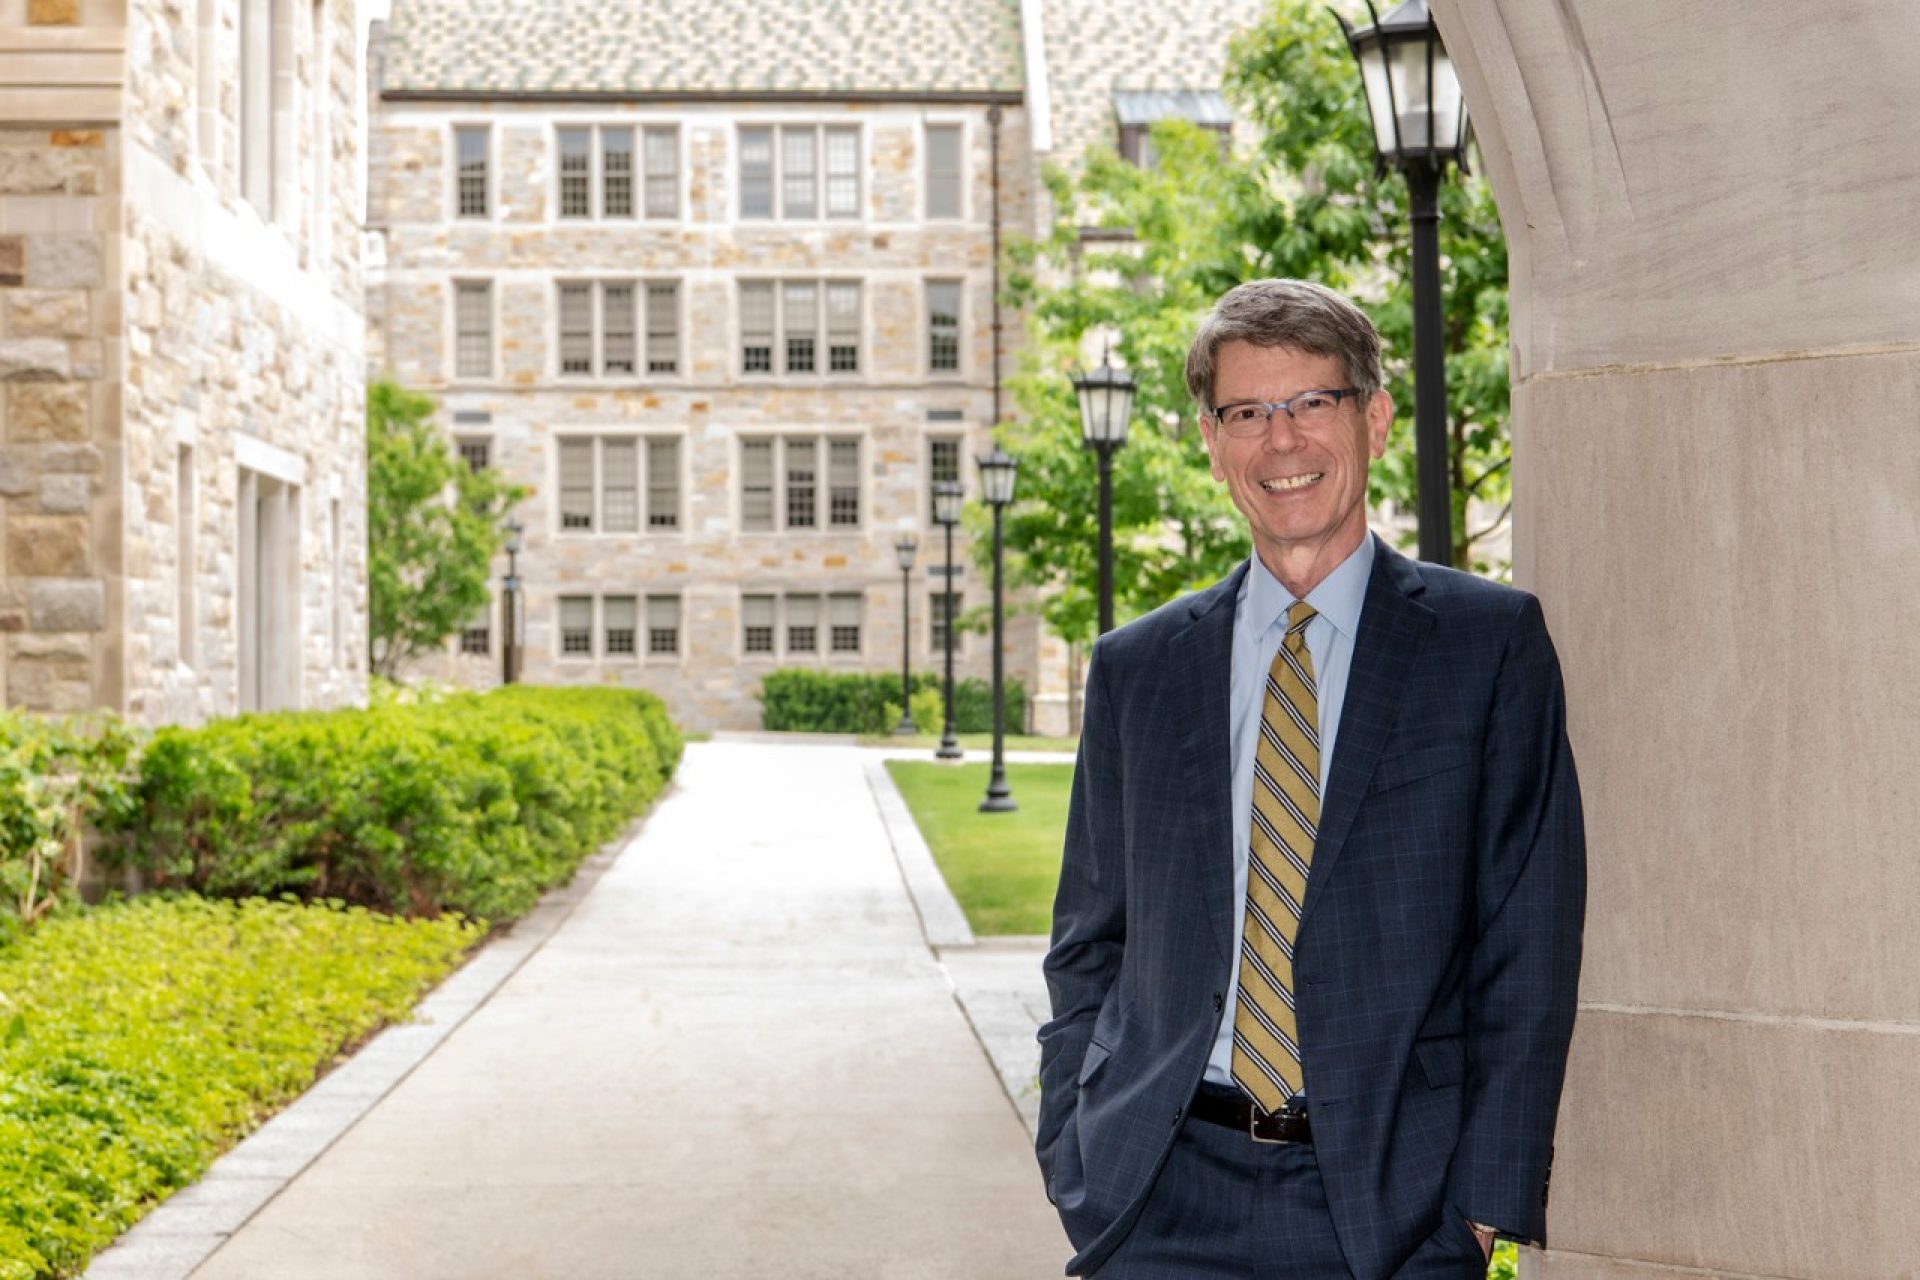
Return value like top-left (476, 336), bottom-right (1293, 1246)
top-left (1231, 600), bottom-right (1320, 1115)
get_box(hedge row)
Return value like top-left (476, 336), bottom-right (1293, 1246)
top-left (0, 895), bottom-right (479, 1279)
top-left (103, 685), bottom-right (683, 923)
top-left (759, 669), bottom-right (1029, 736)
top-left (0, 710), bottom-right (136, 944)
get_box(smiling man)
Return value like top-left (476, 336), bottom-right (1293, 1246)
top-left (1037, 279), bottom-right (1587, 1279)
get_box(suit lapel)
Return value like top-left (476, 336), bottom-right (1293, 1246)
top-left (1170, 563), bottom-right (1247, 970)
top-left (1298, 539), bottom-right (1435, 933)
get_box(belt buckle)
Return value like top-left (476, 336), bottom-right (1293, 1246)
top-left (1249, 1101), bottom-right (1302, 1145)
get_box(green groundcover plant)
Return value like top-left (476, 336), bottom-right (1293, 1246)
top-left (102, 686), bottom-right (683, 922)
top-left (0, 895), bottom-right (480, 1278)
top-left (0, 711), bottom-right (136, 945)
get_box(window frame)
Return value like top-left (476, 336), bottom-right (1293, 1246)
top-left (554, 433), bottom-right (685, 537)
top-left (555, 278), bottom-right (679, 380)
top-left (556, 122), bottom-right (680, 221)
top-left (738, 279), bottom-right (862, 379)
top-left (926, 278), bottom-right (963, 376)
top-left (453, 123), bottom-right (491, 219)
top-left (736, 435), bottom-right (863, 533)
top-left (452, 278), bottom-right (494, 381)
top-left (923, 122), bottom-right (964, 220)
top-left (737, 123), bottom-right (862, 222)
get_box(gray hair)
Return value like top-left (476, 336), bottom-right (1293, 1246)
top-left (1183, 279), bottom-right (1385, 413)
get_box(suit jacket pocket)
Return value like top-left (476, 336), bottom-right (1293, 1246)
top-left (1078, 1037), bottom-right (1113, 1087)
top-left (1414, 1033), bottom-right (1467, 1088)
top-left (1367, 744), bottom-right (1474, 796)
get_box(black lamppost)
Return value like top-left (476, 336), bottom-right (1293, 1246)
top-left (893, 534), bottom-right (919, 735)
top-left (976, 446), bottom-right (1018, 813)
top-left (1072, 347), bottom-right (1136, 634)
top-left (930, 480), bottom-right (964, 760)
top-left (1338, 0), bottom-right (1471, 566)
top-left (501, 518), bottom-right (523, 684)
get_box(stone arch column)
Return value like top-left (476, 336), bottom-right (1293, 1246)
top-left (1434, 3), bottom-right (1920, 1276)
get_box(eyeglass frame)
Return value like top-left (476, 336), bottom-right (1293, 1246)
top-left (1209, 387), bottom-right (1364, 437)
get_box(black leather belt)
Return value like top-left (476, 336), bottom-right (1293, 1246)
top-left (1188, 1083), bottom-right (1312, 1145)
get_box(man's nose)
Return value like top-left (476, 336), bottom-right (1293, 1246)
top-left (1261, 408), bottom-right (1307, 450)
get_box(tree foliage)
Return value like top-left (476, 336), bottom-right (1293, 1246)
top-left (366, 379), bottom-right (524, 679)
top-left (995, 0), bottom-right (1512, 652)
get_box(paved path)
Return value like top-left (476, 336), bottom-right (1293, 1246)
top-left (117, 741), bottom-right (1069, 1280)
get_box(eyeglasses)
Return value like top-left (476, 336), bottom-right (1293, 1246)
top-left (1210, 388), bottom-right (1361, 437)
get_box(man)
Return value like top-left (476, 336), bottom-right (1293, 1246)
top-left (1037, 279), bottom-right (1585, 1279)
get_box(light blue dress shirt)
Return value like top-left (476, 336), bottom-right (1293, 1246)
top-left (1203, 534), bottom-right (1377, 1088)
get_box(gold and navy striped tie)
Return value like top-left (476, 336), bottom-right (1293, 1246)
top-left (1231, 600), bottom-right (1320, 1115)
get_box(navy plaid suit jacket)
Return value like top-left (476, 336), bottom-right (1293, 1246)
top-left (1037, 538), bottom-right (1586, 1278)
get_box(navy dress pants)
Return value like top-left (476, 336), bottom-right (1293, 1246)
top-left (1087, 1116), bottom-right (1490, 1280)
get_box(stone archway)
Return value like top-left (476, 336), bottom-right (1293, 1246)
top-left (1435, 3), bottom-right (1920, 1276)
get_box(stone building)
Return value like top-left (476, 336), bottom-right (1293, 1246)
top-left (0, 0), bottom-right (368, 723)
top-left (368, 0), bottom-right (1264, 733)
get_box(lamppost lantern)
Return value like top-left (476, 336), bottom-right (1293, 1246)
top-left (892, 534), bottom-right (919, 737)
top-left (930, 481), bottom-right (964, 760)
top-left (1337, 0), bottom-right (1466, 566)
top-left (504, 519), bottom-right (524, 557)
top-left (1071, 345), bottom-right (1136, 634)
top-left (976, 446), bottom-right (1019, 813)
top-left (1073, 347), bottom-right (1137, 449)
top-left (1338, 0), bottom-right (1470, 174)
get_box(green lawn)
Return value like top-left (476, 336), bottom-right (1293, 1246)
top-left (885, 761), bottom-right (1074, 935)
top-left (862, 731), bottom-right (1078, 753)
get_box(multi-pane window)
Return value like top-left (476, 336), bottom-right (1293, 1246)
top-left (829, 593), bottom-right (862, 654)
top-left (738, 125), bottom-right (860, 219)
top-left (739, 594), bottom-right (839, 657)
top-left (557, 280), bottom-right (677, 377)
top-left (738, 436), bottom-right (861, 531)
top-left (461, 600), bottom-right (491, 655)
top-left (930, 590), bottom-right (964, 654)
top-left (927, 280), bottom-right (962, 373)
top-left (556, 435), bottom-right (682, 533)
top-left (603, 595), bottom-right (637, 656)
top-left (647, 595), bottom-right (680, 655)
top-left (739, 281), bottom-right (860, 376)
top-left (455, 126), bottom-right (489, 218)
top-left (457, 437), bottom-right (492, 473)
top-left (928, 436), bottom-right (961, 512)
top-left (925, 124), bottom-right (962, 219)
top-left (743, 594), bottom-right (776, 654)
top-left (560, 596), bottom-right (593, 656)
top-left (454, 280), bottom-right (492, 378)
top-left (558, 125), bottom-right (677, 219)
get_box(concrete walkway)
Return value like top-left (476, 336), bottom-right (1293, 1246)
top-left (104, 740), bottom-right (1069, 1279)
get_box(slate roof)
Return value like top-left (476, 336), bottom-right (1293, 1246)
top-left (382, 0), bottom-right (1025, 96)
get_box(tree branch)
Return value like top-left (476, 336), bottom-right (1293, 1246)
top-left (1466, 454), bottom-right (1511, 497)
top-left (1465, 500), bottom-right (1513, 546)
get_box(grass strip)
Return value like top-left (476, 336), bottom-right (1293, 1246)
top-left (885, 761), bottom-right (1073, 935)
top-left (0, 895), bottom-right (480, 1279)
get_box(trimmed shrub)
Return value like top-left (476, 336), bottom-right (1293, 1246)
top-left (102, 686), bottom-right (682, 923)
top-left (0, 895), bottom-right (478, 1279)
top-left (758, 669), bottom-right (1028, 736)
top-left (0, 711), bottom-right (136, 942)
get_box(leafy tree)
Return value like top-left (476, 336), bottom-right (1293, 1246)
top-left (993, 0), bottom-right (1512, 660)
top-left (366, 379), bottom-right (524, 679)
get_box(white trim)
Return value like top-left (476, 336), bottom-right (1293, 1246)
top-left (1019, 0), bottom-right (1054, 154)
top-left (235, 432), bottom-right (307, 486)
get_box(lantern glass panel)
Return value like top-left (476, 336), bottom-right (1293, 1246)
top-left (978, 452), bottom-right (1017, 506)
top-left (932, 482), bottom-right (964, 526)
top-left (894, 537), bottom-right (918, 570)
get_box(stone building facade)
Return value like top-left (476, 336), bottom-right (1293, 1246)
top-left (368, 0), bottom-right (1265, 733)
top-left (1, 0), bottom-right (367, 724)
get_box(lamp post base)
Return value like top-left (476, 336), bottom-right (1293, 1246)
top-left (978, 782), bottom-right (1017, 813)
top-left (893, 718), bottom-right (918, 737)
top-left (936, 732), bottom-right (964, 760)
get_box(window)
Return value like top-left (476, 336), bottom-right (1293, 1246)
top-left (925, 124), bottom-right (962, 218)
top-left (739, 124), bottom-right (859, 219)
top-left (457, 437), bottom-right (491, 473)
top-left (786, 594), bottom-right (818, 654)
top-left (739, 436), bottom-right (860, 530)
top-left (558, 127), bottom-right (592, 217)
top-left (604, 596), bottom-right (637, 656)
top-left (644, 128), bottom-right (678, 218)
top-left (829, 593), bottom-right (862, 654)
top-left (739, 281), bottom-right (861, 376)
top-left (927, 280), bottom-right (961, 373)
top-left (743, 594), bottom-right (775, 654)
top-left (177, 445), bottom-right (196, 667)
top-left (455, 126), bottom-right (488, 217)
top-left (1112, 90), bottom-right (1233, 169)
top-left (930, 589), bottom-right (964, 654)
top-left (647, 595), bottom-right (680, 655)
top-left (557, 280), bottom-right (676, 378)
top-left (646, 438), bottom-right (680, 529)
top-left (602, 128), bottom-right (633, 218)
top-left (556, 435), bottom-right (681, 534)
top-left (560, 596), bottom-right (593, 655)
top-left (461, 600), bottom-right (491, 655)
top-left (928, 435), bottom-right (961, 512)
top-left (454, 280), bottom-right (492, 378)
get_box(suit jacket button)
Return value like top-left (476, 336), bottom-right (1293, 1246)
top-left (1172, 1107), bottom-right (1183, 1124)
top-left (1212, 992), bottom-right (1224, 1012)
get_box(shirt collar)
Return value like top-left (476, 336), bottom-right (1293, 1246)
top-left (1239, 533), bottom-right (1376, 642)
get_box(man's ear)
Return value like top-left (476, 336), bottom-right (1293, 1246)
top-left (1366, 390), bottom-right (1393, 459)
top-left (1198, 414), bottom-right (1226, 481)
